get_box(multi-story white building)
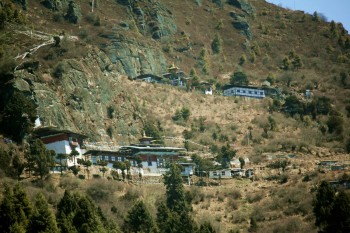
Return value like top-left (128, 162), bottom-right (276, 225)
top-left (34, 127), bottom-right (87, 167)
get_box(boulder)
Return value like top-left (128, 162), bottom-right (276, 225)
top-left (230, 12), bottom-right (252, 39)
top-left (42, 0), bottom-right (68, 11)
top-left (227, 0), bottom-right (255, 15)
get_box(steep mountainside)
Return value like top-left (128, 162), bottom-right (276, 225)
top-left (0, 0), bottom-right (349, 153)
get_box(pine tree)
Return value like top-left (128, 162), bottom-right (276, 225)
top-left (30, 139), bottom-right (55, 179)
top-left (72, 196), bottom-right (107, 233)
top-left (1, 91), bottom-right (37, 142)
top-left (27, 193), bottom-right (59, 233)
top-left (158, 163), bottom-right (197, 233)
top-left (0, 185), bottom-right (17, 233)
top-left (123, 201), bottom-right (156, 233)
top-left (313, 181), bottom-right (336, 232)
top-left (12, 152), bottom-right (25, 180)
top-left (56, 191), bottom-right (79, 233)
top-left (164, 163), bottom-right (189, 213)
top-left (0, 184), bottom-right (32, 233)
top-left (327, 191), bottom-right (350, 233)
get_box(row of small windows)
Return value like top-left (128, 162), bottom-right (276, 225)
top-left (230, 89), bottom-right (264, 95)
top-left (98, 156), bottom-right (124, 162)
top-left (212, 171), bottom-right (227, 176)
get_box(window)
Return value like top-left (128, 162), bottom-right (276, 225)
top-left (105, 156), bottom-right (109, 161)
top-left (242, 90), bottom-right (246, 93)
top-left (112, 156), bottom-right (115, 162)
top-left (260, 92), bottom-right (263, 95)
top-left (249, 91), bottom-right (252, 94)
top-left (255, 91), bottom-right (257, 94)
top-left (213, 171), bottom-right (217, 176)
top-left (118, 157), bottom-right (122, 161)
top-left (236, 90), bottom-right (240, 93)
top-left (221, 171), bottom-right (226, 176)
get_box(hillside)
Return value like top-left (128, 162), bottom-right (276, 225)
top-left (0, 1), bottom-right (350, 232)
top-left (1, 0), bottom-right (349, 151)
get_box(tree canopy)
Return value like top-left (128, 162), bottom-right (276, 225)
top-left (230, 71), bottom-right (249, 86)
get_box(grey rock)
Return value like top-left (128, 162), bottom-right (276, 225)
top-left (42, 0), bottom-right (68, 11)
top-left (100, 34), bottom-right (167, 78)
top-left (227, 0), bottom-right (255, 15)
top-left (230, 12), bottom-right (252, 39)
top-left (130, 1), bottom-right (177, 39)
top-left (11, 49), bottom-right (147, 141)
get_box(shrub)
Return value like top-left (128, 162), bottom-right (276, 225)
top-left (247, 192), bottom-right (264, 203)
top-left (227, 198), bottom-right (238, 210)
top-left (211, 33), bottom-right (222, 54)
top-left (122, 187), bottom-right (143, 201)
top-left (52, 62), bottom-right (66, 78)
top-left (86, 185), bottom-right (109, 201)
top-left (187, 187), bottom-right (205, 204)
top-left (279, 174), bottom-right (289, 184)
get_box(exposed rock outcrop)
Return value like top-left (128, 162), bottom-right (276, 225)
top-left (227, 0), bottom-right (255, 15)
top-left (230, 12), bottom-right (252, 39)
top-left (100, 33), bottom-right (167, 78)
top-left (41, 0), bottom-right (68, 11)
top-left (125, 0), bottom-right (177, 39)
top-left (12, 48), bottom-right (144, 141)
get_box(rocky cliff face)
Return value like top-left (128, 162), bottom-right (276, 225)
top-left (100, 33), bottom-right (167, 78)
top-left (13, 47), bottom-right (144, 142)
top-left (8, 0), bottom-right (179, 141)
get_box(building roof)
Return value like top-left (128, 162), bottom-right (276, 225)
top-left (33, 127), bottom-right (88, 138)
top-left (134, 151), bottom-right (181, 156)
top-left (84, 149), bottom-right (131, 156)
top-left (121, 145), bottom-right (186, 152)
top-left (223, 85), bottom-right (264, 91)
top-left (135, 74), bottom-right (163, 81)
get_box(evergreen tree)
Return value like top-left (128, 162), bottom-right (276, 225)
top-left (0, 185), bottom-right (18, 233)
top-left (113, 161), bottom-right (126, 181)
top-left (313, 181), bottom-right (350, 233)
top-left (1, 91), bottom-right (37, 142)
top-left (70, 148), bottom-right (79, 167)
top-left (72, 196), bottom-right (107, 233)
top-left (230, 71), bottom-right (249, 86)
top-left (27, 193), bottom-right (58, 233)
top-left (158, 163), bottom-right (197, 233)
top-left (56, 191), bottom-right (79, 233)
top-left (198, 222), bottom-right (217, 233)
top-left (30, 139), bottom-right (55, 179)
top-left (211, 33), bottom-right (222, 54)
top-left (0, 148), bottom-right (12, 176)
top-left (313, 181), bottom-right (336, 232)
top-left (164, 163), bottom-right (189, 213)
top-left (56, 153), bottom-right (68, 175)
top-left (12, 152), bottom-right (25, 180)
top-left (327, 191), bottom-right (350, 233)
top-left (0, 184), bottom-right (32, 233)
top-left (123, 201), bottom-right (156, 233)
